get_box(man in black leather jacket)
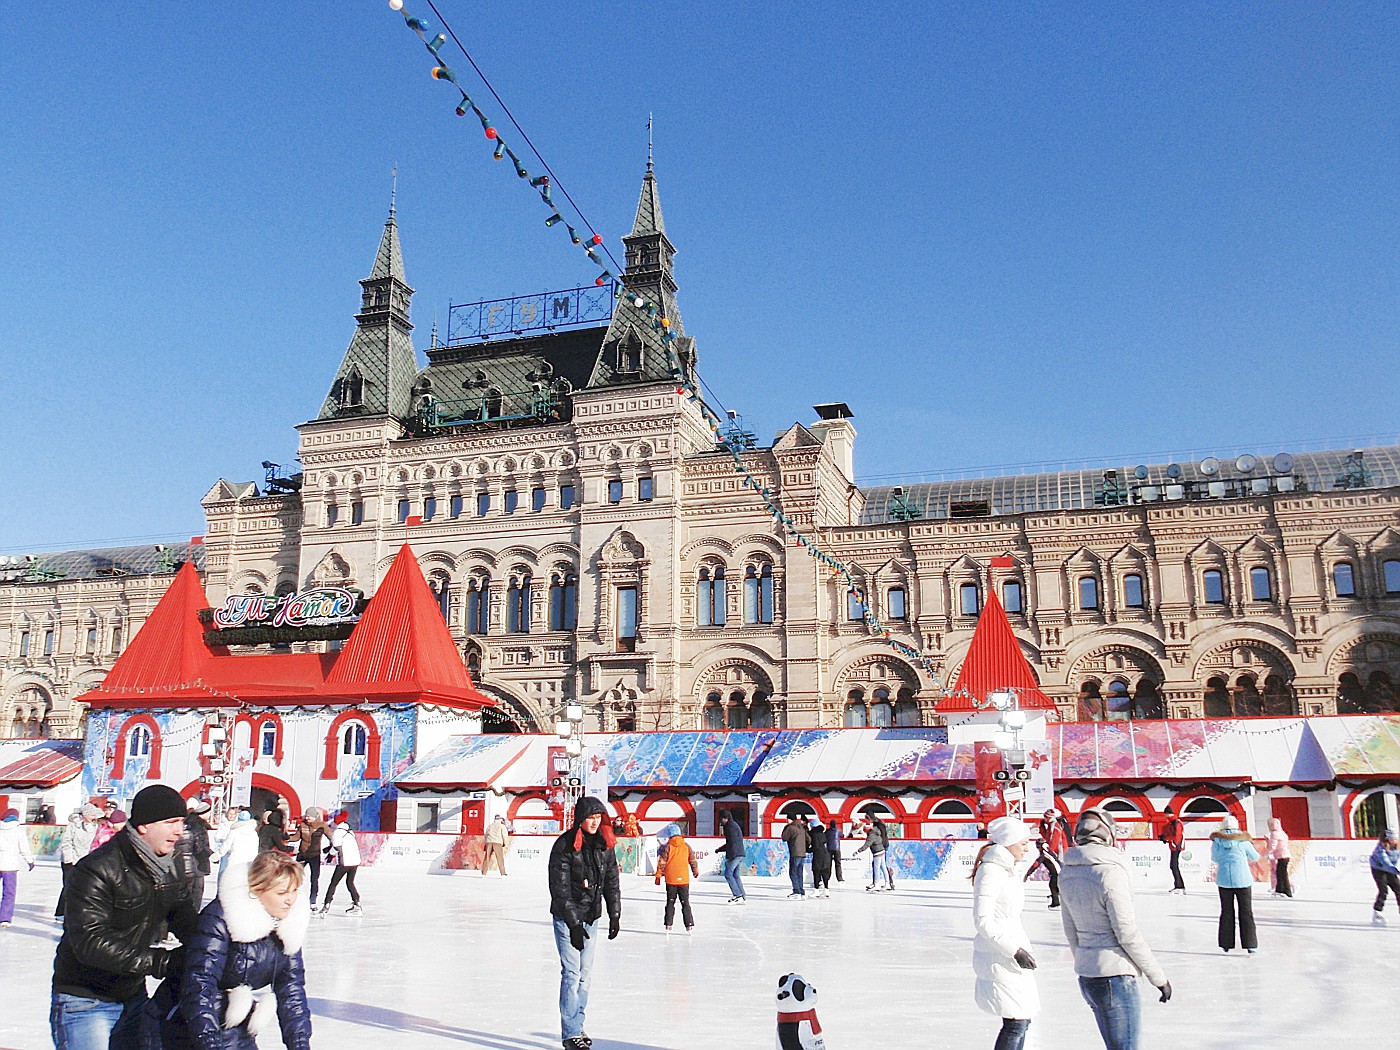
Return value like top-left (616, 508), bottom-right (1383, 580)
top-left (548, 796), bottom-right (621, 1050)
top-left (50, 784), bottom-right (199, 1050)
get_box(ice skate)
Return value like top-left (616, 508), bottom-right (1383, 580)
top-left (1372, 911), bottom-right (1387, 926)
top-left (346, 903), bottom-right (363, 915)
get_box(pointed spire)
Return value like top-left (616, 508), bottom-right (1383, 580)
top-left (938, 591), bottom-right (1058, 713)
top-left (369, 209), bottom-right (406, 283)
top-left (630, 159), bottom-right (666, 237)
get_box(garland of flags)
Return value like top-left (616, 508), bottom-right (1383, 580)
top-left (386, 0), bottom-right (939, 679)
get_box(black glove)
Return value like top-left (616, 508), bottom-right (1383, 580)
top-left (1013, 948), bottom-right (1037, 970)
top-left (150, 945), bottom-right (185, 979)
top-left (1157, 981), bottom-right (1172, 1003)
top-left (569, 923), bottom-right (589, 952)
top-left (608, 915), bottom-right (620, 940)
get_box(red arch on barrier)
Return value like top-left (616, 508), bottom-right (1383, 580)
top-left (506, 791), bottom-right (550, 823)
top-left (109, 714), bottom-right (163, 781)
top-left (635, 792), bottom-right (697, 835)
top-left (762, 795), bottom-right (831, 838)
top-left (178, 772), bottom-right (302, 818)
top-left (321, 710), bottom-right (381, 780)
top-left (1164, 789), bottom-right (1249, 833)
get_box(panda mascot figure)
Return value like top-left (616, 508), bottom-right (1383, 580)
top-left (776, 973), bottom-right (826, 1050)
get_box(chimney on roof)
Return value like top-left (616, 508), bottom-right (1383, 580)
top-left (809, 403), bottom-right (856, 482)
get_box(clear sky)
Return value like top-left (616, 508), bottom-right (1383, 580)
top-left (1, 2), bottom-right (1396, 552)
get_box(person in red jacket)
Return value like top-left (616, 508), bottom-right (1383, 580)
top-left (655, 832), bottom-right (700, 934)
top-left (1159, 807), bottom-right (1186, 893)
top-left (1024, 809), bottom-right (1069, 908)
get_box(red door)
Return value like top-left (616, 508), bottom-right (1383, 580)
top-left (461, 800), bottom-right (485, 836)
top-left (1270, 797), bottom-right (1311, 839)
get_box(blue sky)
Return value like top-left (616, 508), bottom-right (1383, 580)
top-left (1, 2), bottom-right (1396, 551)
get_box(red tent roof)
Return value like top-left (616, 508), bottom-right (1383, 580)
top-left (937, 591), bottom-right (1059, 714)
top-left (76, 545), bottom-right (492, 712)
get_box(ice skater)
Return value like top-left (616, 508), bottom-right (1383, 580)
top-left (781, 813), bottom-right (810, 898)
top-left (55, 803), bottom-right (101, 919)
top-left (654, 828), bottom-right (699, 933)
top-left (295, 807), bottom-right (329, 906)
top-left (1263, 817), bottom-right (1292, 898)
top-left (548, 796), bottom-right (621, 1050)
top-left (1023, 808), bottom-right (1067, 908)
top-left (856, 815), bottom-right (892, 892)
top-left (970, 817), bottom-right (1039, 1050)
top-left (809, 819), bottom-right (833, 897)
top-left (1369, 828), bottom-right (1400, 924)
top-left (1210, 815), bottom-right (1259, 953)
top-left (320, 813), bottom-right (362, 915)
top-left (1060, 807), bottom-right (1172, 1050)
top-left (482, 815), bottom-right (511, 876)
top-left (1158, 806), bottom-right (1186, 894)
top-left (0, 810), bottom-right (36, 927)
top-left (716, 811), bottom-right (747, 904)
top-left (825, 821), bottom-right (844, 882)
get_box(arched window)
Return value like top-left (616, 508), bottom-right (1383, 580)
top-left (1182, 796), bottom-right (1230, 819)
top-left (1134, 680), bottom-right (1164, 719)
top-left (344, 369), bottom-right (364, 407)
top-left (429, 573), bottom-right (451, 622)
top-left (698, 566), bottom-right (727, 627)
top-left (1202, 570), bottom-right (1225, 604)
top-left (1334, 561), bottom-right (1356, 598)
top-left (1385, 559), bottom-right (1400, 595)
top-left (744, 564), bottom-right (775, 624)
top-left (1123, 574), bottom-right (1145, 609)
top-left (750, 692), bottom-right (774, 728)
top-left (1234, 674), bottom-right (1262, 716)
top-left (483, 389), bottom-right (503, 418)
top-left (549, 572), bottom-right (578, 631)
top-left (467, 577), bottom-right (491, 635)
top-left (1079, 576), bottom-right (1100, 611)
top-left (727, 690), bottom-right (748, 730)
top-left (1001, 580), bottom-right (1023, 614)
top-left (870, 687), bottom-right (893, 727)
top-left (959, 582), bottom-right (981, 616)
top-left (507, 574), bottom-right (532, 633)
top-left (844, 688), bottom-right (868, 728)
top-left (1368, 672), bottom-right (1398, 713)
top-left (1250, 566), bottom-right (1272, 602)
top-left (1353, 789), bottom-right (1400, 839)
top-left (130, 724), bottom-right (152, 757)
top-left (1262, 674), bottom-right (1293, 716)
top-left (702, 691), bottom-right (724, 730)
top-left (1338, 671), bottom-right (1365, 713)
top-left (1105, 679), bottom-right (1132, 720)
top-left (1077, 680), bottom-right (1104, 722)
top-left (1204, 676), bottom-right (1231, 717)
top-left (342, 722), bottom-right (367, 757)
top-left (887, 586), bottom-right (906, 620)
top-left (894, 687), bottom-right (921, 726)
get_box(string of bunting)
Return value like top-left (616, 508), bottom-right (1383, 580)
top-left (384, 0), bottom-right (940, 681)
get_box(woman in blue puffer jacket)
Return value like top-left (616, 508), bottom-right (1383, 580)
top-left (154, 850), bottom-right (313, 1049)
top-left (1211, 815), bottom-right (1261, 954)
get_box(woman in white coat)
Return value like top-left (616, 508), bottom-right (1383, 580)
top-left (971, 816), bottom-right (1039, 1050)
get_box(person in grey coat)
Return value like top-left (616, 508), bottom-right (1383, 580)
top-left (1059, 808), bottom-right (1172, 1050)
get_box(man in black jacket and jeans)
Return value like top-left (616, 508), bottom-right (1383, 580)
top-left (51, 784), bottom-right (198, 1050)
top-left (548, 796), bottom-right (621, 1050)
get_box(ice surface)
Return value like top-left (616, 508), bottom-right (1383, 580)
top-left (3, 860), bottom-right (1394, 1048)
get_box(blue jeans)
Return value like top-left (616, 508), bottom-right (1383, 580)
top-left (1078, 975), bottom-right (1141, 1050)
top-left (552, 918), bottom-right (598, 1040)
top-left (994, 1017), bottom-right (1031, 1050)
top-left (787, 855), bottom-right (805, 894)
top-left (870, 851), bottom-right (890, 886)
top-left (723, 856), bottom-right (746, 898)
top-left (50, 991), bottom-right (152, 1050)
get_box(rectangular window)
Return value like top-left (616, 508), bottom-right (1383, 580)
top-left (351, 501), bottom-right (364, 526)
top-left (86, 628), bottom-right (98, 654)
top-left (19, 631), bottom-right (29, 657)
top-left (960, 583), bottom-right (981, 616)
top-left (559, 485), bottom-right (576, 510)
top-left (109, 627), bottom-right (121, 654)
top-left (260, 724), bottom-right (277, 757)
top-left (550, 579), bottom-right (578, 631)
top-left (1250, 566), bottom-right (1272, 602)
top-left (638, 477), bottom-right (654, 502)
top-left (1334, 562), bottom-right (1356, 597)
top-left (450, 495), bottom-right (463, 519)
top-left (847, 591), bottom-right (865, 621)
top-left (888, 587), bottom-right (906, 619)
top-left (1002, 580), bottom-right (1023, 614)
top-left (1123, 575), bottom-right (1144, 609)
top-left (1079, 577), bottom-right (1099, 610)
top-left (617, 587), bottom-right (639, 643)
top-left (1203, 570), bottom-right (1225, 604)
top-left (504, 490), bottom-right (518, 515)
top-left (396, 499), bottom-right (410, 523)
top-left (476, 492), bottom-right (490, 517)
top-left (423, 497), bottom-right (437, 521)
top-left (532, 487), bottom-right (546, 512)
top-left (608, 480), bottom-right (623, 504)
top-left (1386, 560), bottom-right (1400, 594)
top-left (416, 803), bottom-right (440, 834)
top-left (325, 504), bottom-right (339, 528)
top-left (43, 630), bottom-right (54, 656)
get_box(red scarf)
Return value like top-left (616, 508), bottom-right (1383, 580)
top-left (573, 822), bottom-right (617, 851)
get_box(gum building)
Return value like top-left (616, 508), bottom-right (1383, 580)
top-left (4, 165), bottom-right (1400, 739)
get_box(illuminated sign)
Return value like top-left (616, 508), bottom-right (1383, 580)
top-left (212, 587), bottom-right (361, 629)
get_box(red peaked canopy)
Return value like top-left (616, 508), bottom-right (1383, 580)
top-left (77, 545), bottom-right (492, 712)
top-left (937, 591), bottom-right (1058, 714)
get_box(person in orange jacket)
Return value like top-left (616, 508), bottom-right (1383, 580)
top-left (654, 832), bottom-right (700, 934)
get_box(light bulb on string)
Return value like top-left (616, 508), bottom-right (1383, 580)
top-left (389, 0), bottom-right (403, 9)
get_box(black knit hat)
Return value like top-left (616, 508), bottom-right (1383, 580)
top-left (129, 785), bottom-right (188, 829)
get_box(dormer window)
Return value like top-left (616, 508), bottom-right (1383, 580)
top-left (343, 369), bottom-right (364, 408)
top-left (617, 332), bottom-right (642, 374)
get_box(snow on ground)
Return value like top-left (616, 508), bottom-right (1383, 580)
top-left (3, 860), bottom-right (1395, 1048)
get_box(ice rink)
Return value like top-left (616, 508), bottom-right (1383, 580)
top-left (3, 859), bottom-right (1394, 1049)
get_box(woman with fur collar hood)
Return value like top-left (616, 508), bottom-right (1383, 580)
top-left (1210, 815), bottom-right (1260, 954)
top-left (154, 850), bottom-right (313, 1049)
top-left (969, 817), bottom-right (1039, 1050)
